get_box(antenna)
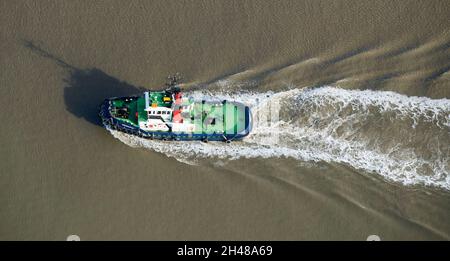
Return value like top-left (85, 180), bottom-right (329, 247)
top-left (165, 73), bottom-right (182, 93)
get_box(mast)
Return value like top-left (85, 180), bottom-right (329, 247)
top-left (165, 73), bottom-right (182, 94)
top-left (144, 91), bottom-right (150, 111)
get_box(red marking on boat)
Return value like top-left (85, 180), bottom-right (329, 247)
top-left (173, 110), bottom-right (183, 123)
top-left (175, 92), bottom-right (182, 105)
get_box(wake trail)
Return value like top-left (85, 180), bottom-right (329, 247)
top-left (108, 86), bottom-right (450, 190)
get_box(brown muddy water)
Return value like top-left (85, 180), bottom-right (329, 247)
top-left (1, 0), bottom-right (449, 240)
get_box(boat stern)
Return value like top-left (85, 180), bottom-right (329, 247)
top-left (223, 102), bottom-right (252, 140)
top-left (236, 105), bottom-right (252, 138)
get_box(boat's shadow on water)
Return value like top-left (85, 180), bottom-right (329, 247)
top-left (63, 68), bottom-right (144, 126)
top-left (23, 40), bottom-right (144, 127)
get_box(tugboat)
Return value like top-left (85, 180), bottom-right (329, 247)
top-left (99, 75), bottom-right (252, 142)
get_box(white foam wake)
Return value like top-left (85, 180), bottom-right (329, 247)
top-left (108, 86), bottom-right (450, 190)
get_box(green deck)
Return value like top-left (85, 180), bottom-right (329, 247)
top-left (111, 99), bottom-right (138, 125)
top-left (137, 97), bottom-right (147, 122)
top-left (110, 95), bottom-right (246, 134)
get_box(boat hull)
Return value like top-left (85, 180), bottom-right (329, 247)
top-left (99, 98), bottom-right (252, 142)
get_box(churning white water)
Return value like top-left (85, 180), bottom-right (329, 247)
top-left (107, 86), bottom-right (450, 190)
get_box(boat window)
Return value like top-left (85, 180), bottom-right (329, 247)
top-left (157, 111), bottom-right (161, 114)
